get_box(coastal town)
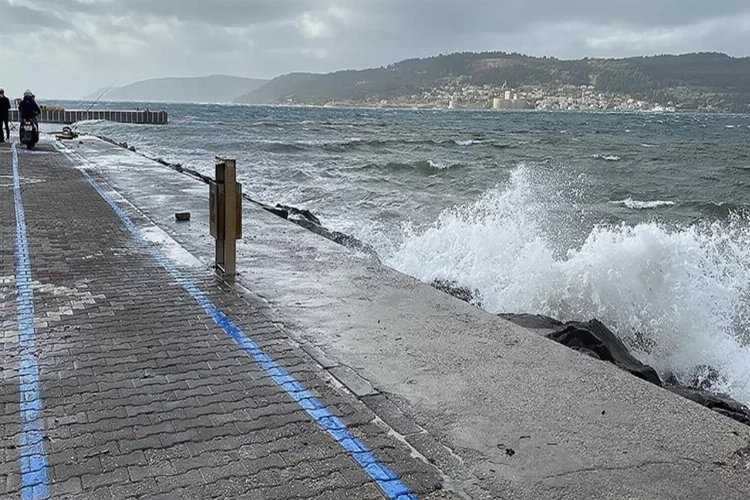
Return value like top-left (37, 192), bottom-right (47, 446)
top-left (321, 82), bottom-right (678, 112)
top-left (232, 52), bottom-right (750, 113)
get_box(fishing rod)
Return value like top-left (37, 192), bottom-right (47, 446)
top-left (72, 81), bottom-right (116, 130)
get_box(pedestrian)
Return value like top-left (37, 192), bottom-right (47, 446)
top-left (0, 89), bottom-right (11, 143)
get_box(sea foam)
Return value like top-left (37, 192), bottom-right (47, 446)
top-left (611, 198), bottom-right (676, 210)
top-left (385, 165), bottom-right (750, 403)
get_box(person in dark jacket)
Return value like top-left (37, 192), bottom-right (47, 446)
top-left (0, 89), bottom-right (11, 143)
top-left (18, 90), bottom-right (42, 142)
top-left (18, 90), bottom-right (41, 142)
top-left (18, 90), bottom-right (41, 122)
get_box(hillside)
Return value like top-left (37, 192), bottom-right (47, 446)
top-left (235, 52), bottom-right (750, 113)
top-left (84, 75), bottom-right (268, 103)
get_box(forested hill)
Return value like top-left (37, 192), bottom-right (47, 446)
top-left (235, 52), bottom-right (750, 112)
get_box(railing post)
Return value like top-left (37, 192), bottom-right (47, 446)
top-left (210, 157), bottom-right (242, 276)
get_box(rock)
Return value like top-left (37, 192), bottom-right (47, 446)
top-left (275, 204), bottom-right (322, 226)
top-left (291, 218), bottom-right (381, 261)
top-left (56, 126), bottom-right (80, 141)
top-left (688, 365), bottom-right (725, 392)
top-left (667, 386), bottom-right (750, 426)
top-left (503, 314), bottom-right (750, 427)
top-left (175, 212), bottom-right (191, 222)
top-left (663, 372), bottom-right (682, 386)
top-left (500, 313), bottom-right (564, 331)
top-left (263, 205), bottom-right (289, 219)
top-left (547, 319), bottom-right (663, 386)
top-left (666, 365), bottom-right (727, 392)
top-left (258, 203), bottom-right (380, 261)
top-left (431, 279), bottom-right (481, 306)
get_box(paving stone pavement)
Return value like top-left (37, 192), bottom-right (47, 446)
top-left (0, 142), bottom-right (448, 500)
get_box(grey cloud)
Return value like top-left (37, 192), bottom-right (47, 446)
top-left (119, 0), bottom-right (297, 26)
top-left (29, 0), bottom-right (316, 27)
top-left (0, 0), bottom-right (72, 33)
top-left (353, 0), bottom-right (750, 36)
top-left (27, 0), bottom-right (117, 15)
top-left (38, 0), bottom-right (750, 28)
top-left (2, 0), bottom-right (750, 99)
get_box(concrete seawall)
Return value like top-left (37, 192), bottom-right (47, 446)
top-left (9, 108), bottom-right (168, 125)
top-left (51, 136), bottom-right (750, 499)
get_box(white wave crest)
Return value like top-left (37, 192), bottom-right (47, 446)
top-left (594, 154), bottom-right (621, 161)
top-left (74, 119), bottom-right (106, 125)
top-left (611, 198), bottom-right (676, 210)
top-left (385, 165), bottom-right (750, 403)
top-left (455, 140), bottom-right (474, 146)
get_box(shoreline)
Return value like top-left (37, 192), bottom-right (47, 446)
top-left (231, 101), bottom-right (742, 115)
top-left (45, 99), bottom-right (750, 116)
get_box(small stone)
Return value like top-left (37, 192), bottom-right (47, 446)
top-left (175, 212), bottom-right (191, 222)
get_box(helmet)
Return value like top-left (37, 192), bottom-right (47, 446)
top-left (24, 89), bottom-right (33, 97)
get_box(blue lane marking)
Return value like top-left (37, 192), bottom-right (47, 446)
top-left (58, 146), bottom-right (417, 500)
top-left (12, 142), bottom-right (52, 500)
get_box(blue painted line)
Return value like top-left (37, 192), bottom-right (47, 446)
top-left (59, 147), bottom-right (417, 500)
top-left (12, 142), bottom-right (51, 500)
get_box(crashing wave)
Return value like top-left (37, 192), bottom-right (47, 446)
top-left (384, 164), bottom-right (750, 404)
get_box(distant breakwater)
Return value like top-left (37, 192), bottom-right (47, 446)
top-left (10, 108), bottom-right (168, 125)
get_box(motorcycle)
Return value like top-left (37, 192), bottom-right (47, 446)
top-left (20, 118), bottom-right (39, 149)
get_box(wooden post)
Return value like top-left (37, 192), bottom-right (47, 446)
top-left (211, 157), bottom-right (242, 276)
top-left (223, 158), bottom-right (237, 276)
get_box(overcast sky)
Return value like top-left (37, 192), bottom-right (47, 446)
top-left (2, 0), bottom-right (750, 99)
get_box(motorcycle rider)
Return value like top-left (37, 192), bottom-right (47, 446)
top-left (18, 89), bottom-right (41, 141)
top-left (0, 89), bottom-right (11, 143)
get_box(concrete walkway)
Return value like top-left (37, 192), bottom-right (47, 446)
top-left (3, 137), bottom-right (750, 500)
top-left (0, 140), bottom-right (445, 500)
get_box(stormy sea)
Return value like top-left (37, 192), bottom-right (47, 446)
top-left (56, 101), bottom-right (750, 405)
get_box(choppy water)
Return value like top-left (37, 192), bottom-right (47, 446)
top-left (55, 100), bottom-right (750, 403)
